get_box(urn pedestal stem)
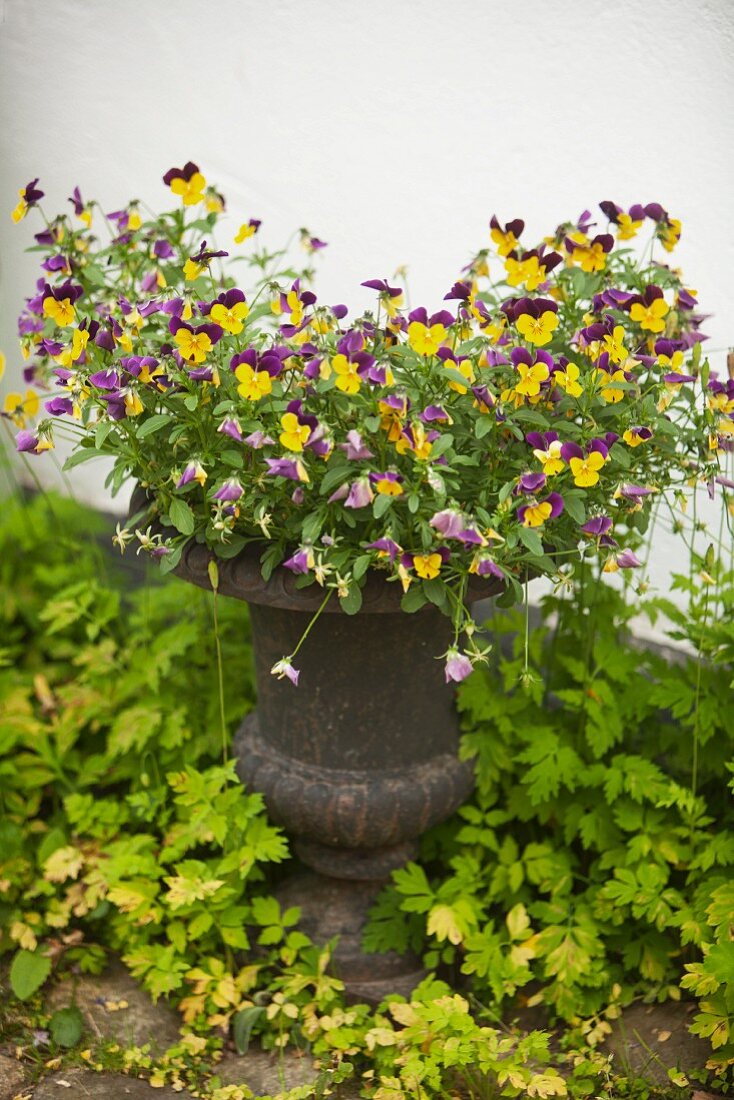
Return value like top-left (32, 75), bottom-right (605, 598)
top-left (162, 528), bottom-right (502, 1001)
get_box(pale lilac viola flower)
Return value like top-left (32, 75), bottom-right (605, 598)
top-left (444, 648), bottom-right (473, 684)
top-left (265, 457), bottom-right (309, 482)
top-left (617, 549), bottom-right (642, 568)
top-left (340, 429), bottom-right (374, 460)
top-left (244, 430), bottom-right (275, 449)
top-left (271, 657), bottom-right (300, 686)
top-left (16, 429), bottom-right (41, 453)
top-left (430, 509), bottom-right (465, 539)
top-left (345, 477), bottom-right (374, 509)
top-left (218, 417), bottom-right (243, 442)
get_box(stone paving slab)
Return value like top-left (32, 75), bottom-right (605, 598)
top-left (606, 1000), bottom-right (710, 1086)
top-left (0, 1053), bottom-right (30, 1100)
top-left (30, 1069), bottom-right (193, 1099)
top-left (44, 960), bottom-right (180, 1053)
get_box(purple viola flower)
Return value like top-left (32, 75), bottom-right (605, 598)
top-left (362, 278), bottom-right (402, 299)
top-left (153, 239), bottom-right (175, 259)
top-left (45, 396), bottom-right (74, 415)
top-left (616, 549), bottom-right (642, 568)
top-left (16, 429), bottom-right (41, 453)
top-left (367, 537), bottom-right (401, 563)
top-left (89, 369), bottom-right (120, 389)
top-left (212, 478), bottom-right (243, 502)
top-left (421, 404), bottom-right (451, 423)
top-left (618, 484), bottom-right (654, 502)
top-left (444, 649), bottom-right (473, 684)
top-left (283, 547), bottom-right (313, 574)
top-left (95, 326), bottom-right (115, 351)
top-left (472, 555), bottom-right (503, 579)
top-left (581, 515), bottom-right (612, 537)
top-left (408, 306), bottom-right (455, 328)
top-left (340, 429), bottom-right (374, 461)
top-left (517, 471), bottom-right (547, 494)
top-left (265, 457), bottom-right (309, 482)
top-left (218, 417), bottom-right (243, 442)
top-left (525, 430), bottom-right (559, 450)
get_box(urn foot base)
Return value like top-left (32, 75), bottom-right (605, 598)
top-left (276, 872), bottom-right (425, 1005)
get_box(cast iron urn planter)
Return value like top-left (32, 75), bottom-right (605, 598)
top-left (140, 497), bottom-right (503, 1001)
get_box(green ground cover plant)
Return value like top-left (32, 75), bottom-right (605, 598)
top-left (0, 489), bottom-right (733, 1098)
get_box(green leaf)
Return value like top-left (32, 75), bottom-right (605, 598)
top-left (233, 1006), bottom-right (264, 1055)
top-left (339, 585), bottom-right (363, 615)
top-left (136, 413), bottom-right (171, 440)
top-left (50, 1006), bottom-right (84, 1048)
top-left (95, 420), bottom-right (115, 449)
top-left (63, 447), bottom-right (100, 471)
top-left (168, 499), bottom-right (195, 536)
top-left (563, 493), bottom-right (586, 525)
top-left (373, 494), bottom-right (393, 519)
top-left (518, 527), bottom-right (544, 556)
top-left (401, 586), bottom-right (428, 613)
top-left (10, 949), bottom-right (52, 1001)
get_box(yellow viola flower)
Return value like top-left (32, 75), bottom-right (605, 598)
top-left (279, 412), bottom-right (310, 452)
top-left (0, 350), bottom-right (5, 381)
top-left (234, 219), bottom-right (261, 243)
top-left (570, 450), bottom-right (605, 487)
top-left (43, 294), bottom-right (76, 327)
top-left (554, 362), bottom-right (583, 398)
top-left (183, 258), bottom-right (205, 282)
top-left (520, 501), bottom-right (553, 527)
top-left (407, 321), bottom-right (446, 357)
top-left (210, 301), bottom-right (249, 335)
top-left (55, 327), bottom-right (90, 367)
top-left (516, 311), bottom-right (558, 347)
top-left (445, 359), bottom-right (475, 394)
top-left (616, 212), bottom-right (642, 240)
top-left (515, 361), bottom-right (550, 398)
top-left (533, 440), bottom-right (564, 475)
top-left (602, 325), bottom-right (628, 365)
top-left (124, 391), bottom-right (144, 417)
top-left (3, 389), bottom-right (39, 426)
top-left (332, 354), bottom-right (361, 394)
top-left (235, 363), bottom-right (272, 401)
top-left (504, 254), bottom-right (545, 291)
top-left (630, 297), bottom-right (669, 333)
top-left (413, 553), bottom-right (443, 580)
top-left (173, 328), bottom-right (212, 364)
top-left (596, 367), bottom-right (627, 403)
top-left (660, 218), bottom-right (682, 252)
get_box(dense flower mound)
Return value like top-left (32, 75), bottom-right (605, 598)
top-left (7, 167), bottom-right (730, 681)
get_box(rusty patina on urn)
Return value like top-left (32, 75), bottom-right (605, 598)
top-left (160, 521), bottom-right (502, 1000)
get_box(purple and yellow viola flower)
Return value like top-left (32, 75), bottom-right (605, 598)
top-left (560, 439), bottom-right (609, 487)
top-left (628, 285), bottom-right (669, 334)
top-left (517, 492), bottom-right (564, 529)
top-left (11, 178), bottom-right (44, 223)
top-left (369, 470), bottom-right (404, 497)
top-left (265, 456), bottom-right (310, 482)
top-left (362, 278), bottom-right (404, 319)
top-left (234, 219), bottom-right (261, 243)
top-left (206, 289), bottom-right (249, 335)
top-left (406, 308), bottom-right (453, 357)
top-left (163, 162), bottom-right (207, 206)
top-left (490, 215), bottom-right (525, 257)
top-left (505, 297), bottom-right (559, 347)
top-left (169, 318), bottom-right (223, 364)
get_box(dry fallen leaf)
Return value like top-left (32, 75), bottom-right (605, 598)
top-left (657, 1029), bottom-right (671, 1042)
